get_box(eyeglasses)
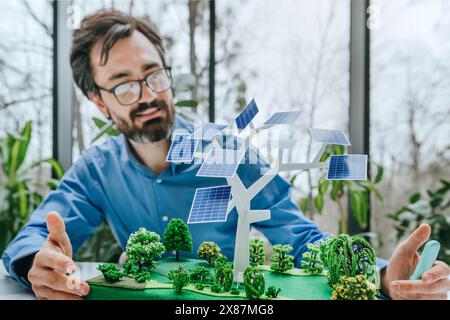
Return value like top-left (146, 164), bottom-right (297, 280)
top-left (95, 66), bottom-right (172, 106)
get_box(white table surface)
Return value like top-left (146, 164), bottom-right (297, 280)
top-left (0, 259), bottom-right (101, 300)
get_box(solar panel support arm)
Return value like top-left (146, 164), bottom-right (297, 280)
top-left (248, 210), bottom-right (271, 224)
top-left (279, 161), bottom-right (329, 172)
top-left (312, 144), bottom-right (327, 163)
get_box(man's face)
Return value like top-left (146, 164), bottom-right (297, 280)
top-left (89, 31), bottom-right (175, 144)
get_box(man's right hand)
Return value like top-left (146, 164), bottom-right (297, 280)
top-left (27, 211), bottom-right (90, 300)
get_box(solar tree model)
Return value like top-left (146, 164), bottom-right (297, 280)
top-left (166, 99), bottom-right (368, 282)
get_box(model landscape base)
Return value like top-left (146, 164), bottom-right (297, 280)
top-left (86, 257), bottom-right (332, 300)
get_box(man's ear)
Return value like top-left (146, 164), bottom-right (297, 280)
top-left (88, 91), bottom-right (111, 119)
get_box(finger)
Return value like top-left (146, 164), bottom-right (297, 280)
top-left (422, 261), bottom-right (450, 283)
top-left (392, 278), bottom-right (450, 295)
top-left (401, 223), bottom-right (431, 254)
top-left (28, 268), bottom-right (89, 296)
top-left (398, 292), bottom-right (448, 300)
top-left (34, 248), bottom-right (76, 275)
top-left (388, 284), bottom-right (408, 300)
top-left (46, 211), bottom-right (72, 257)
top-left (34, 285), bottom-right (83, 300)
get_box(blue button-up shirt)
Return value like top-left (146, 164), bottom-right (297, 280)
top-left (2, 115), bottom-right (385, 288)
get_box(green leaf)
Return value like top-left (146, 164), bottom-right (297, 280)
top-left (47, 179), bottom-right (61, 190)
top-left (350, 191), bottom-right (368, 229)
top-left (93, 117), bottom-right (107, 129)
top-left (330, 181), bottom-right (343, 200)
top-left (91, 119), bottom-right (120, 143)
top-left (409, 193), bottom-right (421, 204)
top-left (6, 131), bottom-right (28, 182)
top-left (374, 164), bottom-right (383, 184)
top-left (299, 198), bottom-right (309, 214)
top-left (430, 196), bottom-right (443, 208)
top-left (360, 181), bottom-right (383, 201)
top-left (29, 159), bottom-right (65, 179)
top-left (334, 145), bottom-right (345, 155)
top-left (16, 181), bottom-right (29, 219)
top-left (314, 194), bottom-right (324, 213)
top-left (289, 174), bottom-right (297, 185)
top-left (175, 100), bottom-right (198, 108)
top-left (319, 179), bottom-right (329, 195)
top-left (15, 121), bottom-right (32, 172)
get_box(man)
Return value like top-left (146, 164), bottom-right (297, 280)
top-left (2, 10), bottom-right (449, 300)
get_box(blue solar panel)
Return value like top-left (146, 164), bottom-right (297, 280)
top-left (235, 99), bottom-right (259, 132)
top-left (309, 128), bottom-right (351, 146)
top-left (193, 123), bottom-right (228, 140)
top-left (196, 149), bottom-right (243, 178)
top-left (166, 134), bottom-right (198, 162)
top-left (263, 111), bottom-right (301, 126)
top-left (187, 186), bottom-right (232, 224)
top-left (327, 155), bottom-right (367, 180)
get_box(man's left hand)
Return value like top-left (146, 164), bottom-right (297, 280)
top-left (380, 223), bottom-right (450, 300)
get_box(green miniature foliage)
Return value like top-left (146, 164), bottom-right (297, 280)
top-left (332, 275), bottom-right (377, 300)
top-left (270, 244), bottom-right (294, 272)
top-left (163, 218), bottom-right (193, 261)
top-left (266, 286), bottom-right (281, 299)
top-left (195, 282), bottom-right (205, 290)
top-left (230, 282), bottom-right (240, 295)
top-left (249, 238), bottom-right (265, 266)
top-left (125, 228), bottom-right (165, 272)
top-left (301, 243), bottom-right (323, 275)
top-left (97, 263), bottom-right (124, 282)
top-left (122, 261), bottom-right (138, 276)
top-left (134, 271), bottom-right (151, 283)
top-left (214, 262), bottom-right (233, 292)
top-left (168, 267), bottom-right (190, 294)
top-left (243, 267), bottom-right (265, 300)
top-left (320, 234), bottom-right (377, 286)
top-left (213, 254), bottom-right (229, 268)
top-left (189, 266), bottom-right (213, 285)
top-left (197, 241), bottom-right (221, 265)
top-left (210, 282), bottom-right (222, 293)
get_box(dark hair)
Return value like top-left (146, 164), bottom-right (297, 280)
top-left (70, 9), bottom-right (167, 97)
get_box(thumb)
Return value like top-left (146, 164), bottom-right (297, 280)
top-left (46, 211), bottom-right (72, 257)
top-left (401, 223), bottom-right (431, 254)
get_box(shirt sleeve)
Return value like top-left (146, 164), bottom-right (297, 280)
top-left (235, 146), bottom-right (330, 268)
top-left (1, 152), bottom-right (105, 287)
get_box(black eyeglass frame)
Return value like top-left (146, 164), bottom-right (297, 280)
top-left (94, 66), bottom-right (173, 106)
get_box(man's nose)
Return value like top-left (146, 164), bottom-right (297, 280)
top-left (138, 81), bottom-right (157, 103)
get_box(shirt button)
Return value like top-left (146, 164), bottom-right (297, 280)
top-left (156, 179), bottom-right (163, 183)
top-left (162, 215), bottom-right (169, 222)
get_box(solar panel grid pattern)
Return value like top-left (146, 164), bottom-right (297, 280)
top-left (187, 186), bottom-right (232, 224)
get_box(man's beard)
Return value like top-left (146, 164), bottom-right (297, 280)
top-left (113, 99), bottom-right (175, 144)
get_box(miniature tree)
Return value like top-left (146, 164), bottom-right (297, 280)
top-left (301, 243), bottom-right (323, 274)
top-left (331, 274), bottom-right (377, 300)
top-left (163, 218), bottom-right (193, 261)
top-left (230, 282), bottom-right (241, 295)
top-left (168, 267), bottom-right (190, 294)
top-left (243, 267), bottom-right (265, 300)
top-left (249, 238), bottom-right (265, 266)
top-left (214, 261), bottom-right (234, 292)
top-left (97, 263), bottom-right (124, 282)
top-left (266, 286), bottom-right (281, 299)
top-left (125, 228), bottom-right (166, 272)
top-left (123, 261), bottom-right (138, 276)
top-left (189, 266), bottom-right (213, 285)
top-left (270, 244), bottom-right (294, 272)
top-left (197, 241), bottom-right (221, 266)
top-left (210, 282), bottom-right (222, 293)
top-left (134, 271), bottom-right (151, 283)
top-left (320, 234), bottom-right (377, 286)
